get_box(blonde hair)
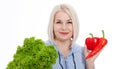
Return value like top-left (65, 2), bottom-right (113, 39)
top-left (48, 4), bottom-right (79, 46)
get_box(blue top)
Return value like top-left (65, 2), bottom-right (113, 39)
top-left (45, 40), bottom-right (86, 69)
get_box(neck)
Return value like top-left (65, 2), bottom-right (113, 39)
top-left (54, 39), bottom-right (72, 57)
top-left (54, 39), bottom-right (72, 48)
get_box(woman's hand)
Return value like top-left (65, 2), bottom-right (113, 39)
top-left (84, 45), bottom-right (102, 69)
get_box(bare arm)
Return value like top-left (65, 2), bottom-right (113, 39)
top-left (85, 59), bottom-right (95, 69)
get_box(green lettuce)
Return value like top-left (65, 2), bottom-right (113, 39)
top-left (6, 37), bottom-right (58, 69)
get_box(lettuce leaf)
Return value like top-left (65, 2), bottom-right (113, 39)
top-left (6, 37), bottom-right (58, 69)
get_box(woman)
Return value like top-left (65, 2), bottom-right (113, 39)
top-left (46, 4), bottom-right (101, 69)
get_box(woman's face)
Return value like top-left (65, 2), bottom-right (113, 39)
top-left (53, 11), bottom-right (73, 41)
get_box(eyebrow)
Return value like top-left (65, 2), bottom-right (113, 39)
top-left (55, 19), bottom-right (72, 21)
top-left (67, 19), bottom-right (72, 21)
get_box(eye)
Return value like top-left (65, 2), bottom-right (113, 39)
top-left (56, 21), bottom-right (61, 24)
top-left (67, 21), bottom-right (72, 24)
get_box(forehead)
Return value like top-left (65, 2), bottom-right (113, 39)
top-left (54, 11), bottom-right (71, 20)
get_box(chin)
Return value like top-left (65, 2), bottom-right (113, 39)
top-left (59, 37), bottom-right (71, 41)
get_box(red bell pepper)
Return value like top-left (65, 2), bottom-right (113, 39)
top-left (85, 30), bottom-right (108, 59)
top-left (85, 33), bottom-right (99, 50)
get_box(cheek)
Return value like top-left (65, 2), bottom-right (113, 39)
top-left (69, 26), bottom-right (73, 36)
top-left (53, 24), bottom-right (62, 31)
top-left (69, 26), bottom-right (73, 32)
top-left (53, 25), bottom-right (60, 36)
top-left (53, 25), bottom-right (58, 32)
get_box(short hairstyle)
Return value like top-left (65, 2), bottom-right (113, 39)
top-left (48, 4), bottom-right (79, 46)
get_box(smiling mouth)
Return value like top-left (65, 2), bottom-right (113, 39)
top-left (59, 32), bottom-right (69, 35)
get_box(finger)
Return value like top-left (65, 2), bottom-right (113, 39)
top-left (84, 44), bottom-right (89, 56)
top-left (84, 44), bottom-right (87, 53)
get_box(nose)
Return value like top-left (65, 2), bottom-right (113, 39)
top-left (61, 23), bottom-right (67, 30)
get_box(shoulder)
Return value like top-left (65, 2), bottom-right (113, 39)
top-left (45, 40), bottom-right (52, 45)
top-left (72, 43), bottom-right (84, 53)
top-left (71, 43), bottom-right (85, 58)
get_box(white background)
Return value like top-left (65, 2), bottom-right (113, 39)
top-left (0, 0), bottom-right (120, 69)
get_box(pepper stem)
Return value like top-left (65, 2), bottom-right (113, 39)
top-left (102, 30), bottom-right (105, 38)
top-left (89, 33), bottom-right (94, 37)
